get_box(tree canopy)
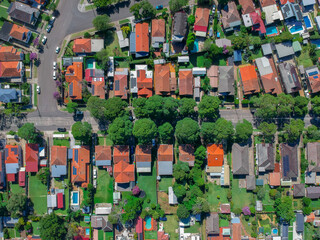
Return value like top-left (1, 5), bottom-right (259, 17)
top-left (130, 0), bottom-right (156, 19)
top-left (282, 119), bottom-right (304, 143)
top-left (200, 122), bottom-right (215, 144)
top-left (40, 213), bottom-right (67, 240)
top-left (17, 123), bottom-right (39, 143)
top-left (235, 120), bottom-right (253, 143)
top-left (178, 98), bottom-right (197, 117)
top-left (158, 122), bottom-right (174, 143)
top-left (7, 193), bottom-right (27, 218)
top-left (169, 0), bottom-right (188, 13)
top-left (92, 15), bottom-right (113, 31)
top-left (133, 118), bottom-right (157, 145)
top-left (198, 95), bottom-right (220, 120)
top-left (175, 118), bottom-right (200, 144)
top-left (211, 118), bottom-right (234, 144)
top-left (108, 117), bottom-right (133, 145)
top-left (104, 97), bottom-right (128, 121)
top-left (71, 122), bottom-right (92, 144)
top-left (66, 101), bottom-right (78, 114)
top-left (177, 204), bottom-right (190, 219)
top-left (258, 122), bottom-right (277, 143)
top-left (274, 196), bottom-right (294, 223)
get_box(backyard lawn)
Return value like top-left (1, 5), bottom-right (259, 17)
top-left (232, 178), bottom-right (253, 210)
top-left (105, 232), bottom-right (113, 240)
top-left (53, 138), bottom-right (70, 147)
top-left (219, 218), bottom-right (229, 227)
top-left (163, 215), bottom-right (179, 239)
top-left (94, 169), bottom-right (113, 204)
top-left (145, 231), bottom-right (157, 239)
top-left (104, 31), bottom-right (126, 57)
top-left (137, 163), bottom-right (157, 206)
top-left (297, 47), bottom-right (313, 68)
top-left (207, 183), bottom-right (229, 211)
top-left (185, 222), bottom-right (201, 233)
top-left (98, 230), bottom-right (104, 240)
top-left (55, 188), bottom-right (70, 215)
top-left (32, 221), bottom-right (40, 235)
top-left (29, 175), bottom-right (47, 215)
top-left (310, 198), bottom-right (320, 210)
top-left (158, 177), bottom-right (173, 192)
top-left (10, 183), bottom-right (25, 195)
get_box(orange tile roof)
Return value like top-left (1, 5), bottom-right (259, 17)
top-left (154, 64), bottom-right (177, 95)
top-left (137, 69), bottom-right (153, 98)
top-left (25, 143), bottom-right (38, 172)
top-left (95, 145), bottom-right (111, 161)
top-left (114, 160), bottom-right (135, 183)
top-left (73, 39), bottom-right (91, 53)
top-left (239, 65), bottom-right (260, 95)
top-left (5, 145), bottom-right (20, 164)
top-left (269, 172), bottom-right (280, 186)
top-left (65, 61), bottom-right (83, 83)
top-left (34, 0), bottom-right (46, 4)
top-left (207, 144), bottom-right (224, 167)
top-left (306, 212), bottom-right (315, 222)
top-left (114, 69), bottom-right (128, 99)
top-left (239, 0), bottom-right (255, 14)
top-left (179, 70), bottom-right (193, 95)
top-left (152, 19), bottom-right (165, 38)
top-left (136, 22), bottom-right (149, 53)
top-left (0, 46), bottom-right (21, 61)
top-left (135, 145), bottom-right (152, 162)
top-left (259, 57), bottom-right (282, 95)
top-left (51, 146), bottom-right (67, 166)
top-left (259, 0), bottom-right (276, 7)
top-left (0, 61), bottom-right (21, 78)
top-left (92, 78), bottom-right (105, 99)
top-left (194, 8), bottom-right (210, 31)
top-left (308, 74), bottom-right (320, 93)
top-left (68, 79), bottom-right (82, 100)
top-left (232, 223), bottom-right (241, 240)
top-left (113, 145), bottom-right (129, 164)
top-left (179, 144), bottom-right (195, 166)
top-left (274, 162), bottom-right (280, 172)
top-left (10, 24), bottom-right (29, 41)
top-left (71, 146), bottom-right (90, 187)
top-left (158, 144), bottom-right (173, 162)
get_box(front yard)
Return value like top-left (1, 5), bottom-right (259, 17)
top-left (206, 182), bottom-right (229, 211)
top-left (162, 215), bottom-right (179, 239)
top-left (137, 163), bottom-right (157, 207)
top-left (53, 138), bottom-right (70, 147)
top-left (29, 174), bottom-right (47, 215)
top-left (94, 169), bottom-right (113, 204)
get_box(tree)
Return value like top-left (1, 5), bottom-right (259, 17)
top-left (133, 118), bottom-right (157, 145)
top-left (187, 32), bottom-right (196, 50)
top-left (194, 145), bottom-right (207, 168)
top-left (198, 96), bottom-right (220, 120)
top-left (198, 0), bottom-right (213, 5)
top-left (283, 119), bottom-right (304, 143)
top-left (173, 182), bottom-right (187, 199)
top-left (277, 93), bottom-right (294, 117)
top-left (7, 194), bottom-right (27, 218)
top-left (95, 48), bottom-right (110, 71)
top-left (40, 213), bottom-right (67, 240)
top-left (201, 77), bottom-right (212, 93)
top-left (177, 204), bottom-right (190, 219)
top-left (305, 125), bottom-right (320, 142)
top-left (252, 94), bottom-right (277, 120)
top-left (122, 195), bottom-right (143, 222)
top-left (257, 187), bottom-right (266, 200)
top-left (104, 97), bottom-right (128, 121)
top-left (311, 96), bottom-right (320, 115)
top-left (93, 0), bottom-right (115, 8)
top-left (233, 208), bottom-right (242, 215)
top-left (92, 15), bottom-right (113, 31)
top-left (269, 189), bottom-right (278, 199)
top-left (169, 0), bottom-right (188, 13)
top-left (173, 161), bottom-right (190, 182)
top-left (17, 123), bottom-right (38, 143)
top-left (233, 36), bottom-right (248, 49)
top-left (37, 167), bottom-right (50, 185)
top-left (258, 122), bottom-right (277, 143)
top-left (293, 96), bottom-right (309, 117)
top-left (66, 101), bottom-right (78, 113)
top-left (242, 206), bottom-right (251, 216)
top-left (302, 197), bottom-right (311, 206)
top-left (162, 97), bottom-right (179, 121)
top-left (208, 43), bottom-right (223, 57)
top-left (71, 122), bottom-right (92, 144)
top-left (87, 96), bottom-right (106, 120)
top-left (132, 186), bottom-right (141, 196)
top-left (235, 120), bottom-right (253, 143)
top-left (274, 196), bottom-right (294, 223)
top-left (192, 197), bottom-right (210, 215)
top-left (133, 98), bottom-right (148, 119)
top-left (212, 118), bottom-right (234, 144)
top-left (130, 0), bottom-right (156, 19)
top-left (158, 122), bottom-right (174, 143)
top-left (175, 118), bottom-right (200, 144)
top-left (201, 122), bottom-right (215, 144)
top-left (188, 15), bottom-right (195, 25)
top-left (179, 98), bottom-right (197, 117)
top-left (108, 117), bottom-right (133, 145)
top-left (303, 206), bottom-right (312, 215)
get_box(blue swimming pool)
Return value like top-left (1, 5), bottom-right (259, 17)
top-left (289, 24), bottom-right (304, 34)
top-left (85, 228), bottom-right (90, 235)
top-left (266, 26), bottom-right (278, 36)
top-left (191, 39), bottom-right (199, 53)
top-left (311, 39), bottom-right (320, 48)
top-left (145, 216), bottom-right (152, 230)
top-left (71, 191), bottom-right (79, 205)
top-left (304, 15), bottom-right (312, 28)
top-left (272, 228), bottom-right (278, 235)
top-left (86, 58), bottom-right (94, 69)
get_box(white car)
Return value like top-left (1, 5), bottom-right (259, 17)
top-left (93, 169), bottom-right (97, 179)
top-left (53, 71), bottom-right (57, 80)
top-left (55, 46), bottom-right (60, 54)
top-left (53, 61), bottom-right (57, 70)
top-left (93, 179), bottom-right (97, 188)
top-left (36, 86), bottom-right (40, 94)
top-left (41, 36), bottom-right (47, 45)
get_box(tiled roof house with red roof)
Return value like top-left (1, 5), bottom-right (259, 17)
top-left (158, 144), bottom-right (173, 176)
top-left (73, 39), bottom-right (104, 54)
top-left (179, 69), bottom-right (193, 96)
top-left (91, 77), bottom-right (105, 99)
top-left (51, 146), bottom-right (67, 178)
top-left (25, 143), bottom-right (39, 173)
top-left (0, 45), bottom-right (22, 62)
top-left (130, 65), bottom-right (153, 98)
top-left (194, 8), bottom-right (210, 36)
top-left (135, 145), bottom-right (152, 173)
top-left (130, 22), bottom-right (149, 58)
top-left (152, 19), bottom-right (165, 46)
top-left (239, 65), bottom-right (260, 95)
top-left (154, 63), bottom-right (177, 96)
top-left (179, 144), bottom-right (195, 167)
top-left (0, 22), bottom-right (32, 44)
top-left (113, 145), bottom-right (129, 164)
top-left (5, 145), bottom-right (22, 182)
top-left (0, 61), bottom-right (24, 80)
top-left (71, 146), bottom-right (90, 188)
top-left (114, 159), bottom-right (135, 191)
top-left (95, 145), bottom-right (112, 167)
top-left (114, 68), bottom-right (129, 99)
top-left (65, 60), bottom-right (83, 100)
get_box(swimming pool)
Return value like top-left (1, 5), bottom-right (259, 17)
top-left (191, 39), bottom-right (199, 53)
top-left (86, 58), bottom-right (95, 69)
top-left (85, 228), bottom-right (90, 236)
top-left (289, 24), bottom-right (304, 34)
top-left (71, 191), bottom-right (79, 205)
top-left (145, 216), bottom-right (152, 230)
top-left (272, 228), bottom-right (278, 235)
top-left (304, 15), bottom-right (312, 29)
top-left (311, 39), bottom-right (320, 49)
top-left (266, 26), bottom-right (278, 36)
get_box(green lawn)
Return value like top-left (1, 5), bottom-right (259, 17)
top-left (297, 46), bottom-right (313, 68)
top-left (288, 231), bottom-right (293, 240)
top-left (250, 48), bottom-right (263, 60)
top-left (0, 0), bottom-right (11, 7)
top-left (158, 177), bottom-right (173, 192)
top-left (219, 218), bottom-right (229, 227)
top-left (137, 163), bottom-right (157, 207)
top-left (55, 188), bottom-right (70, 215)
top-left (10, 183), bottom-right (25, 195)
top-left (207, 183), bottom-right (229, 211)
top-left (105, 232), bottom-right (113, 240)
top-left (232, 178), bottom-right (253, 210)
top-left (32, 221), bottom-right (40, 235)
top-left (53, 138), bottom-right (70, 147)
top-left (0, 5), bottom-right (8, 19)
top-left (98, 137), bottom-right (105, 146)
top-left (310, 198), bottom-right (320, 210)
top-left (163, 215), bottom-right (179, 239)
top-left (259, 218), bottom-right (271, 235)
top-left (94, 169), bottom-right (113, 204)
top-left (105, 31), bottom-right (126, 57)
top-left (197, 55), bottom-right (205, 67)
top-left (119, 19), bottom-right (130, 25)
top-left (29, 175), bottom-right (47, 215)
top-left (185, 222), bottom-right (201, 233)
top-left (98, 230), bottom-right (104, 240)
top-left (261, 185), bottom-right (275, 207)
top-left (145, 231), bottom-right (157, 239)
top-left (241, 215), bottom-right (255, 236)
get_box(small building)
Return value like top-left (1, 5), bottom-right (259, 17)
top-left (256, 200), bottom-right (263, 212)
top-left (18, 167), bottom-right (25, 187)
top-left (168, 186), bottom-right (178, 205)
top-left (135, 145), bottom-right (152, 173)
top-left (275, 41), bottom-right (294, 59)
top-left (47, 194), bottom-right (57, 209)
top-left (172, 12), bottom-right (188, 42)
top-left (306, 186), bottom-right (320, 199)
top-left (57, 192), bottom-right (64, 209)
top-left (130, 65), bottom-right (153, 98)
top-left (257, 143), bottom-right (275, 173)
top-left (206, 213), bottom-right (219, 237)
top-left (73, 39), bottom-right (104, 54)
top-left (51, 146), bottom-right (67, 178)
top-left (0, 45), bottom-right (23, 62)
top-left (158, 144), bottom-right (173, 176)
top-left (116, 30), bottom-right (129, 49)
top-left (5, 145), bottom-right (22, 182)
top-left (261, 3), bottom-right (283, 25)
top-left (0, 88), bottom-right (22, 103)
top-left (95, 146), bottom-right (111, 167)
top-left (113, 145), bottom-right (129, 164)
top-left (292, 41), bottom-right (302, 53)
top-left (95, 203), bottom-right (112, 215)
top-left (234, 50), bottom-right (242, 62)
top-left (0, 22), bottom-right (32, 44)
top-left (152, 19), bottom-right (165, 47)
top-left (307, 142), bottom-right (320, 173)
top-left (194, 8), bottom-right (210, 37)
top-left (261, 43), bottom-right (273, 56)
top-left (232, 143), bottom-right (249, 176)
top-left (113, 192), bottom-right (121, 205)
top-left (281, 2), bottom-right (302, 21)
top-left (269, 172), bottom-right (281, 187)
top-left (178, 56), bottom-right (189, 63)
top-left (154, 63), bottom-right (177, 96)
top-left (0, 61), bottom-right (24, 81)
top-left (280, 143), bottom-right (298, 182)
top-left (218, 66), bottom-right (235, 96)
top-left (220, 203), bottom-right (231, 214)
top-left (305, 66), bottom-right (320, 94)
top-left (293, 184), bottom-right (305, 198)
top-left (192, 67), bottom-right (206, 76)
top-left (207, 65), bottom-right (218, 89)
top-left (215, 38), bottom-right (232, 48)
top-left (296, 213), bottom-right (304, 233)
top-left (71, 146), bottom-right (90, 188)
top-left (114, 68), bottom-right (129, 99)
top-left (8, 2), bottom-right (40, 26)
top-left (246, 175), bottom-right (256, 191)
top-left (179, 144), bottom-right (195, 167)
top-left (114, 160), bottom-right (135, 191)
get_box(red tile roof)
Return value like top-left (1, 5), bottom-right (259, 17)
top-left (154, 64), bottom-right (177, 95)
top-left (239, 65), bottom-right (260, 95)
top-left (158, 231), bottom-right (170, 240)
top-left (137, 69), bottom-right (153, 98)
top-left (69, 79), bottom-right (82, 100)
top-left (65, 61), bottom-right (83, 83)
top-left (57, 192), bottom-right (64, 209)
top-left (136, 217), bottom-right (143, 234)
top-left (25, 143), bottom-right (38, 173)
top-left (71, 146), bottom-right (90, 188)
top-left (9, 24), bottom-right (29, 41)
top-left (179, 70), bottom-right (193, 96)
top-left (259, 0), bottom-right (276, 7)
top-left (194, 8), bottom-right (210, 32)
top-left (114, 69), bottom-right (128, 99)
top-left (136, 22), bottom-right (149, 53)
top-left (232, 223), bottom-right (241, 240)
top-left (135, 145), bottom-right (152, 162)
top-left (92, 78), bottom-right (105, 99)
top-left (95, 145), bottom-right (111, 161)
top-left (158, 144), bottom-right (173, 162)
top-left (250, 11), bottom-right (266, 34)
top-left (280, 0), bottom-right (295, 4)
top-left (259, 57), bottom-right (282, 94)
top-left (0, 61), bottom-right (21, 78)
top-left (114, 160), bottom-right (134, 183)
top-left (152, 19), bottom-right (165, 38)
top-left (239, 0), bottom-right (255, 14)
top-left (7, 173), bottom-right (15, 182)
top-left (19, 169), bottom-right (25, 187)
top-left (5, 145), bottom-right (20, 164)
top-left (0, 46), bottom-right (21, 61)
top-left (179, 144), bottom-right (195, 167)
top-left (308, 74), bottom-right (320, 93)
top-left (269, 172), bottom-right (280, 186)
top-left (51, 146), bottom-right (67, 166)
top-left (113, 145), bottom-right (129, 164)
top-left (207, 144), bottom-right (224, 167)
top-left (73, 39), bottom-right (91, 53)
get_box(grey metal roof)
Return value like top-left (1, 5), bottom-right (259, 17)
top-left (257, 143), bottom-right (275, 172)
top-left (255, 57), bottom-right (273, 76)
top-left (173, 12), bottom-right (188, 38)
top-left (281, 3), bottom-right (302, 21)
top-left (168, 186), bottom-right (178, 204)
top-left (275, 41), bottom-right (294, 59)
top-left (278, 62), bottom-right (301, 94)
top-left (129, 32), bottom-right (136, 53)
top-left (232, 143), bottom-right (249, 175)
top-left (158, 161), bottom-right (173, 175)
top-left (302, 0), bottom-right (315, 6)
top-left (218, 66), bottom-right (234, 95)
top-left (5, 163), bottom-right (19, 174)
top-left (0, 89), bottom-right (21, 103)
top-left (305, 171), bottom-right (316, 184)
top-left (246, 175), bottom-right (256, 190)
top-left (261, 43), bottom-right (272, 56)
top-left (136, 161), bottom-right (151, 168)
top-left (0, 22), bottom-right (13, 42)
top-left (47, 194), bottom-right (57, 208)
top-left (296, 213), bottom-right (304, 232)
top-left (51, 165), bottom-right (67, 178)
top-left (95, 160), bottom-right (111, 166)
top-left (306, 186), bottom-right (320, 199)
top-left (8, 2), bottom-right (40, 25)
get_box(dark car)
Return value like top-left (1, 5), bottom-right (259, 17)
top-left (57, 128), bottom-right (66, 132)
top-left (46, 24), bottom-right (52, 33)
top-left (156, 5), bottom-right (163, 10)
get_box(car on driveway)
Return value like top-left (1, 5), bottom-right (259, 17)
top-left (53, 61), bottom-right (57, 70)
top-left (55, 46), bottom-right (60, 54)
top-left (53, 71), bottom-right (57, 80)
top-left (49, 16), bottom-right (55, 25)
top-left (46, 24), bottom-right (52, 33)
top-left (156, 5), bottom-right (163, 10)
top-left (36, 86), bottom-right (40, 94)
top-left (41, 36), bottom-right (47, 45)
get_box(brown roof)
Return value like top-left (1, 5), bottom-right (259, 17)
top-left (114, 160), bottom-right (135, 183)
top-left (92, 78), bottom-right (105, 99)
top-left (306, 186), bottom-right (320, 199)
top-left (95, 145), bottom-right (111, 161)
top-left (259, 57), bottom-right (282, 95)
top-left (221, 2), bottom-right (241, 29)
top-left (293, 184), bottom-right (305, 197)
top-left (239, 0), bottom-right (255, 14)
top-left (113, 145), bottom-right (129, 164)
top-left (206, 213), bottom-right (219, 236)
top-left (135, 145), bottom-right (152, 162)
top-left (152, 19), bottom-right (165, 38)
top-left (194, 8), bottom-right (210, 30)
top-left (232, 223), bottom-right (241, 240)
top-left (0, 46), bottom-right (21, 61)
top-left (68, 79), bottom-right (82, 100)
top-left (158, 144), bottom-right (173, 162)
top-left (308, 74), bottom-right (320, 94)
top-left (260, 0), bottom-right (276, 7)
top-left (73, 39), bottom-right (91, 53)
top-left (114, 69), bottom-right (128, 99)
top-left (0, 61), bottom-right (21, 78)
top-left (154, 64), bottom-right (177, 95)
top-left (207, 65), bottom-right (219, 88)
top-left (179, 70), bottom-right (193, 96)
top-left (307, 142), bottom-right (320, 172)
top-left (179, 144), bottom-right (195, 167)
top-left (220, 203), bottom-right (231, 213)
top-left (269, 172), bottom-right (280, 186)
top-left (280, 143), bottom-right (298, 181)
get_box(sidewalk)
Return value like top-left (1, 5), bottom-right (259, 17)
top-left (78, 0), bottom-right (95, 13)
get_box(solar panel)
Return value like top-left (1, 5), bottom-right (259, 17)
top-left (137, 70), bottom-right (140, 77)
top-left (131, 78), bottom-right (137, 88)
top-left (92, 85), bottom-right (95, 94)
top-left (314, 76), bottom-right (319, 79)
top-left (12, 147), bottom-right (17, 155)
top-left (309, 71), bottom-right (318, 76)
top-left (69, 83), bottom-right (73, 96)
top-left (115, 80), bottom-right (120, 91)
top-left (288, 75), bottom-right (293, 84)
top-left (74, 149), bottom-right (78, 163)
top-left (283, 155), bottom-right (290, 176)
top-left (73, 166), bottom-right (77, 175)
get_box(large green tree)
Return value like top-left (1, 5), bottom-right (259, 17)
top-left (92, 15), bottom-right (113, 31)
top-left (133, 98), bottom-right (148, 119)
top-left (283, 119), bottom-right (304, 143)
top-left (311, 96), bottom-right (320, 115)
top-left (66, 101), bottom-right (78, 114)
top-left (258, 122), bottom-right (277, 143)
top-left (177, 204), bottom-right (190, 219)
top-left (95, 48), bottom-right (110, 71)
top-left (200, 122), bottom-right (215, 144)
top-left (158, 122), bottom-right (174, 143)
top-left (253, 94), bottom-right (277, 120)
top-left (198, 96), bottom-right (220, 120)
top-left (173, 161), bottom-right (190, 182)
top-left (71, 122), bottom-right (92, 144)
top-left (130, 0), bottom-right (156, 19)
top-left (133, 118), bottom-right (157, 145)
top-left (293, 96), bottom-right (309, 117)
top-left (87, 96), bottom-right (107, 120)
top-left (104, 97), bottom-right (128, 121)
top-left (39, 213), bottom-right (67, 240)
top-left (211, 118), bottom-right (234, 144)
top-left (17, 123), bottom-right (39, 143)
top-left (175, 118), bottom-right (200, 144)
top-left (122, 194), bottom-right (143, 222)
top-left (108, 117), bottom-right (133, 145)
top-left (276, 93), bottom-right (294, 117)
top-left (235, 120), bottom-right (253, 143)
top-left (169, 0), bottom-right (188, 13)
top-left (179, 98), bottom-right (197, 117)
top-left (274, 196), bottom-right (294, 223)
top-left (7, 194), bottom-right (27, 218)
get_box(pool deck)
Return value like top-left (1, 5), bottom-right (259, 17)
top-left (144, 217), bottom-right (157, 231)
top-left (266, 27), bottom-right (279, 37)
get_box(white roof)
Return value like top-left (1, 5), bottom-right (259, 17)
top-left (242, 14), bottom-right (252, 27)
top-left (263, 5), bottom-right (283, 25)
top-left (178, 56), bottom-right (190, 62)
top-left (91, 39), bottom-right (104, 52)
top-left (192, 67), bottom-right (207, 75)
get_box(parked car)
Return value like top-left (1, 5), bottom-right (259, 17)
top-left (53, 61), bottom-right (57, 70)
top-left (55, 46), bottom-right (60, 54)
top-left (93, 179), bottom-right (97, 188)
top-left (209, 28), bottom-right (213, 37)
top-left (41, 36), bottom-right (47, 45)
top-left (212, 4), bottom-right (216, 12)
top-left (53, 71), bottom-right (57, 80)
top-left (36, 86), bottom-right (40, 94)
top-left (49, 16), bottom-right (55, 25)
top-left (46, 24), bottom-right (52, 33)
top-left (156, 5), bottom-right (163, 10)
top-left (57, 127), bottom-right (66, 132)
top-left (93, 169), bottom-right (97, 179)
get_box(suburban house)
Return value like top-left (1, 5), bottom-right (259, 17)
top-left (91, 76), bottom-right (105, 99)
top-left (280, 143), bottom-right (298, 183)
top-left (206, 144), bottom-right (224, 180)
top-left (113, 145), bottom-right (129, 164)
top-left (130, 22), bottom-right (149, 58)
top-left (130, 65), bottom-right (153, 98)
top-left (179, 144), bottom-right (195, 167)
top-left (0, 61), bottom-right (24, 80)
top-left (239, 65), bottom-right (260, 95)
top-left (281, 1), bottom-right (303, 21)
top-left (68, 79), bottom-right (82, 100)
top-left (8, 2), bottom-right (40, 26)
top-left (275, 42), bottom-right (295, 60)
top-left (114, 159), bottom-right (135, 191)
top-left (51, 146), bottom-right (67, 178)
top-left (21, 0), bottom-right (47, 8)
top-left (305, 66), bottom-right (320, 94)
top-left (239, 0), bottom-right (255, 15)
top-left (151, 19), bottom-right (165, 48)
top-left (240, 0), bottom-right (266, 35)
top-left (0, 22), bottom-right (32, 44)
top-left (207, 65), bottom-right (218, 89)
top-left (154, 63), bottom-right (177, 96)
top-left (194, 8), bottom-right (210, 37)
top-left (0, 151), bottom-right (6, 189)
top-left (5, 145), bottom-right (22, 182)
top-left (85, 68), bottom-right (104, 83)
top-left (91, 215), bottom-right (113, 232)
top-left (255, 57), bottom-right (282, 94)
top-left (232, 143), bottom-right (249, 176)
top-left (135, 145), bottom-right (152, 173)
top-left (71, 146), bottom-right (90, 188)
top-left (179, 69), bottom-right (193, 96)
top-left (257, 143), bottom-right (275, 173)
top-left (293, 184), bottom-right (305, 198)
top-left (260, 0), bottom-right (283, 25)
top-left (301, 0), bottom-right (316, 11)
top-left (261, 43), bottom-right (273, 56)
top-left (0, 89), bottom-right (22, 103)
top-left (278, 62), bottom-right (301, 94)
top-left (172, 11), bottom-right (188, 42)
top-left (25, 143), bottom-right (39, 173)
top-left (221, 1), bottom-right (241, 32)
top-left (73, 38), bottom-right (104, 54)
top-left (94, 145), bottom-right (112, 168)
top-left (0, 45), bottom-right (23, 61)
top-left (19, 168), bottom-right (25, 187)
top-left (206, 213), bottom-right (219, 237)
top-left (306, 186), bottom-right (320, 199)
top-left (158, 144), bottom-right (173, 176)
top-left (218, 66), bottom-right (235, 96)
top-left (269, 172), bottom-right (281, 187)
top-left (306, 142), bottom-right (320, 184)
top-left (114, 68), bottom-right (129, 99)
top-left (65, 60), bottom-right (83, 100)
